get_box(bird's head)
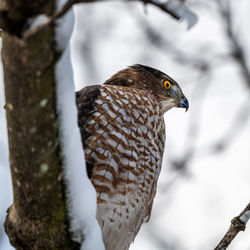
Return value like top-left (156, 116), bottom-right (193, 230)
top-left (104, 64), bottom-right (189, 113)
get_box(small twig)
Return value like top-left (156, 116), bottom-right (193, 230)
top-left (214, 202), bottom-right (250, 250)
top-left (140, 0), bottom-right (181, 19)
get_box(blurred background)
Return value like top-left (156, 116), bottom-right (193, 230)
top-left (1, 0), bottom-right (250, 249)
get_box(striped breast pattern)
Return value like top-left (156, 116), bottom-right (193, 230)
top-left (83, 84), bottom-right (166, 250)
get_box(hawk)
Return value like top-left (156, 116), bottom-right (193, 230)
top-left (76, 64), bottom-right (189, 250)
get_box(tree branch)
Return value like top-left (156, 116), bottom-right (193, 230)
top-left (22, 0), bottom-right (197, 38)
top-left (214, 202), bottom-right (250, 250)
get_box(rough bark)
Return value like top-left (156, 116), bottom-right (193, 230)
top-left (1, 1), bottom-right (79, 249)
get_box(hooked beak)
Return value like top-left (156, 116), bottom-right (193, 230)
top-left (178, 97), bottom-right (189, 112)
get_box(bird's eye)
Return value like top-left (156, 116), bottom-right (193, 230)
top-left (164, 80), bottom-right (171, 89)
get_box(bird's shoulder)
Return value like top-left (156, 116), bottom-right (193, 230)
top-left (76, 84), bottom-right (101, 130)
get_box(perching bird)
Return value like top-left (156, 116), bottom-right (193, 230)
top-left (76, 64), bottom-right (189, 250)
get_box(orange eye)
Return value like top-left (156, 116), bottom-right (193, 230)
top-left (164, 80), bottom-right (171, 89)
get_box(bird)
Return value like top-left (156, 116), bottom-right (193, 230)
top-left (76, 64), bottom-right (189, 250)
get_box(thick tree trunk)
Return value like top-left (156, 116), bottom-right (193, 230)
top-left (1, 1), bottom-right (79, 249)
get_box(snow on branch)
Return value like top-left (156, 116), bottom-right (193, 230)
top-left (142, 0), bottom-right (198, 29)
top-left (54, 0), bottom-right (104, 249)
top-left (214, 202), bottom-right (250, 250)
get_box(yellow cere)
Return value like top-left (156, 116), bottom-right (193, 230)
top-left (164, 80), bottom-right (171, 89)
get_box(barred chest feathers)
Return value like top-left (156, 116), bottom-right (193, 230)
top-left (80, 85), bottom-right (165, 250)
